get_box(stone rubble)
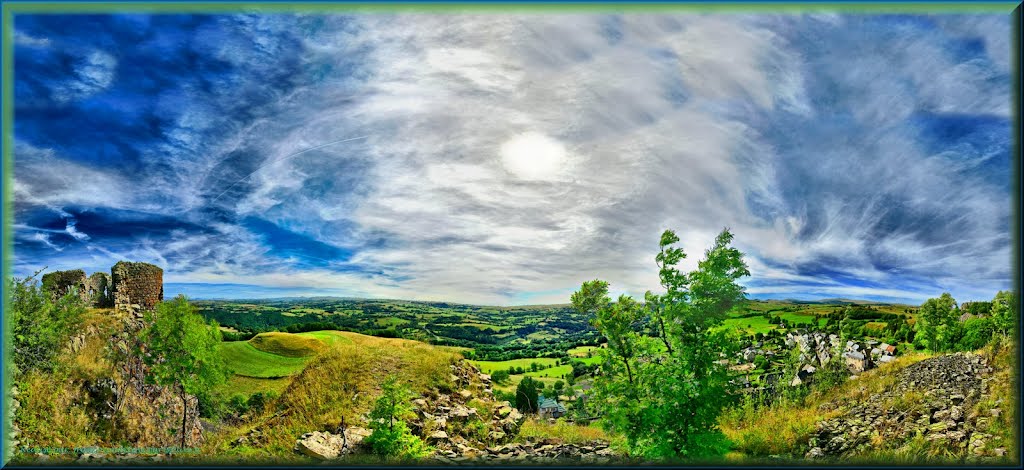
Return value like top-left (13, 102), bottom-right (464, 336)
top-left (805, 352), bottom-right (1002, 461)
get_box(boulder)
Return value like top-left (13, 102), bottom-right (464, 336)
top-left (296, 431), bottom-right (345, 460)
top-left (428, 430), bottom-right (450, 443)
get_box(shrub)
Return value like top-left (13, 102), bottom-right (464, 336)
top-left (8, 272), bottom-right (86, 376)
top-left (365, 376), bottom-right (430, 460)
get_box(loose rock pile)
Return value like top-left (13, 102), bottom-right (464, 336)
top-left (806, 353), bottom-right (1003, 460)
top-left (427, 439), bottom-right (620, 465)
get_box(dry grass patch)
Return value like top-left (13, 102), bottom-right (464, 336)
top-left (720, 352), bottom-right (933, 458)
top-left (516, 418), bottom-right (610, 445)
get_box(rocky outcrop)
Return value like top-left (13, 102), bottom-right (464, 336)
top-left (292, 361), bottom-right (536, 461)
top-left (805, 353), bottom-right (1002, 460)
top-left (295, 428), bottom-right (372, 460)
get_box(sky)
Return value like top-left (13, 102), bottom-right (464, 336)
top-left (11, 13), bottom-right (1014, 306)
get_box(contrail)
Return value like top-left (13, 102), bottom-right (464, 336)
top-left (208, 135), bottom-right (370, 205)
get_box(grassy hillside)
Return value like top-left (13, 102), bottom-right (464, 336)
top-left (204, 331), bottom-right (462, 462)
top-left (218, 331), bottom-right (356, 378)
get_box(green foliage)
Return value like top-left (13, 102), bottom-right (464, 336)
top-left (955, 317), bottom-right (996, 351)
top-left (8, 272), bottom-right (86, 376)
top-left (552, 380), bottom-right (565, 396)
top-left (990, 290), bottom-right (1017, 337)
top-left (365, 376), bottom-right (430, 460)
top-left (571, 228), bottom-right (749, 460)
top-left (140, 295), bottom-right (229, 447)
top-left (491, 369), bottom-right (510, 384)
top-left (914, 293), bottom-right (958, 352)
top-left (515, 376), bottom-right (540, 413)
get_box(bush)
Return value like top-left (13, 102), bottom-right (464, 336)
top-left (365, 376), bottom-right (430, 460)
top-left (8, 272), bottom-right (86, 376)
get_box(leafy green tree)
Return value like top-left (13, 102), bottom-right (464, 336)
top-left (552, 380), bottom-right (565, 397)
top-left (8, 271), bottom-right (86, 376)
top-left (491, 369), bottom-right (510, 385)
top-left (571, 228), bottom-right (749, 459)
top-left (515, 376), bottom-right (540, 413)
top-left (914, 293), bottom-right (958, 351)
top-left (365, 375), bottom-right (429, 459)
top-left (956, 317), bottom-right (996, 351)
top-left (140, 295), bottom-right (228, 448)
top-left (990, 290), bottom-right (1017, 337)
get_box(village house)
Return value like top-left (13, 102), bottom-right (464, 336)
top-left (538, 396), bottom-right (566, 419)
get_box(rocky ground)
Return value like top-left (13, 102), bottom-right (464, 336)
top-left (805, 352), bottom-right (1006, 461)
top-left (292, 361), bottom-right (622, 464)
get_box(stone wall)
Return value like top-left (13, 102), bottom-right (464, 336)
top-left (40, 269), bottom-right (89, 303)
top-left (111, 262), bottom-right (163, 313)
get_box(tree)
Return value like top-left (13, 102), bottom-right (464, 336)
top-left (515, 376), bottom-right (540, 413)
top-left (914, 293), bottom-right (958, 352)
top-left (8, 270), bottom-right (85, 376)
top-left (140, 295), bottom-right (228, 448)
top-left (956, 317), bottom-right (996, 351)
top-left (365, 375), bottom-right (429, 459)
top-left (491, 369), bottom-right (510, 385)
top-left (571, 228), bottom-right (749, 459)
top-left (990, 290), bottom-right (1017, 337)
top-left (552, 380), bottom-right (565, 397)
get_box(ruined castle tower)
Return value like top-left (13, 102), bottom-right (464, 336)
top-left (40, 269), bottom-right (89, 303)
top-left (111, 261), bottom-right (163, 312)
top-left (39, 262), bottom-right (163, 312)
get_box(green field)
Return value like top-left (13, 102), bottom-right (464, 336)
top-left (525, 364), bottom-right (572, 379)
top-left (568, 346), bottom-right (599, 357)
top-left (218, 331), bottom-right (354, 378)
top-left (470, 357), bottom-right (561, 374)
top-left (218, 341), bottom-right (312, 378)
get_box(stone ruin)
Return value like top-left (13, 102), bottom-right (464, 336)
top-left (41, 261), bottom-right (163, 312)
top-left (111, 261), bottom-right (163, 312)
top-left (40, 269), bottom-right (89, 303)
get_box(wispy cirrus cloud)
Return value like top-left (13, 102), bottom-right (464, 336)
top-left (12, 13), bottom-right (1013, 305)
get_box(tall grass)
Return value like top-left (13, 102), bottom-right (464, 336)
top-left (719, 352), bottom-right (928, 458)
top-left (516, 418), bottom-right (610, 445)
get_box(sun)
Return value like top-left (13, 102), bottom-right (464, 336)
top-left (499, 132), bottom-right (567, 181)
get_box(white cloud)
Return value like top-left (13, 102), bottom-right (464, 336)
top-left (15, 14), bottom-right (1012, 305)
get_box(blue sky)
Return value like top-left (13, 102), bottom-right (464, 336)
top-left (12, 13), bottom-right (1013, 305)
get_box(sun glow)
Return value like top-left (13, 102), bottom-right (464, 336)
top-left (499, 132), bottom-right (567, 181)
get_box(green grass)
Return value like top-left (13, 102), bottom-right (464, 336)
top-left (470, 357), bottom-right (561, 374)
top-left (575, 355), bottom-right (602, 366)
top-left (218, 341), bottom-right (313, 378)
top-left (248, 332), bottom-right (327, 358)
top-left (525, 364), bottom-right (572, 379)
top-left (294, 330), bottom-right (353, 347)
top-left (216, 375), bottom-right (293, 397)
top-left (568, 346), bottom-right (599, 357)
